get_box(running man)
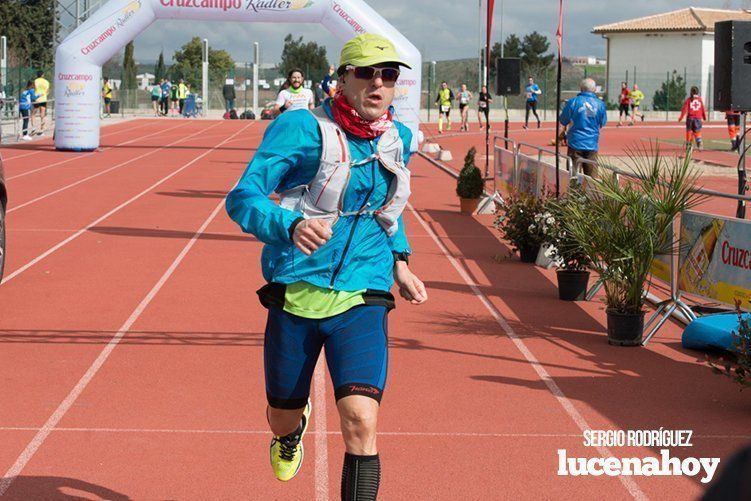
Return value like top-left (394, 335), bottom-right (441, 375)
top-left (523, 77), bottom-right (542, 129)
top-left (274, 68), bottom-right (314, 114)
top-left (457, 83), bottom-right (472, 131)
top-left (617, 82), bottom-right (631, 126)
top-left (679, 86), bottom-right (707, 151)
top-left (726, 110), bottom-right (741, 151)
top-left (477, 84), bottom-right (492, 130)
top-left (435, 81), bottom-right (453, 133)
top-left (629, 84), bottom-right (644, 124)
top-left (226, 33), bottom-right (427, 500)
top-left (102, 77), bottom-right (113, 118)
top-left (33, 70), bottom-right (50, 135)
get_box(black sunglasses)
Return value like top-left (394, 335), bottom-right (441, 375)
top-left (346, 65), bottom-right (400, 83)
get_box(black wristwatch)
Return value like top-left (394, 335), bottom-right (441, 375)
top-left (393, 252), bottom-right (410, 265)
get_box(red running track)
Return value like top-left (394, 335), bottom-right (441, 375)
top-left (0, 119), bottom-right (749, 500)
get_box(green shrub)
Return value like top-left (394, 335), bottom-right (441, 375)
top-left (456, 147), bottom-right (484, 199)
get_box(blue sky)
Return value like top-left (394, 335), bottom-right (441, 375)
top-left (126, 0), bottom-right (737, 64)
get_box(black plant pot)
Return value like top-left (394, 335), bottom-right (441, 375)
top-left (606, 309), bottom-right (645, 346)
top-left (519, 245), bottom-right (539, 263)
top-left (556, 270), bottom-right (590, 301)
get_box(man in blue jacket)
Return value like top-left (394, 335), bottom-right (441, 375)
top-left (559, 78), bottom-right (607, 177)
top-left (227, 33), bottom-right (427, 500)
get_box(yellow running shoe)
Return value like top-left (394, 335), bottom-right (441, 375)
top-left (269, 401), bottom-right (311, 482)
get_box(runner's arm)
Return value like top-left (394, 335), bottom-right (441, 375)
top-left (226, 113), bottom-right (318, 246)
top-left (387, 125), bottom-right (414, 255)
top-left (678, 99), bottom-right (689, 122)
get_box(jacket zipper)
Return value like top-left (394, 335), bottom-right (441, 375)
top-left (329, 140), bottom-right (377, 288)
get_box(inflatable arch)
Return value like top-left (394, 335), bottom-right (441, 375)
top-left (53, 0), bottom-right (422, 151)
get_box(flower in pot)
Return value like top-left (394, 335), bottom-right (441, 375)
top-left (544, 184), bottom-right (593, 301)
top-left (494, 189), bottom-right (549, 263)
top-left (559, 147), bottom-right (704, 345)
top-left (456, 147), bottom-right (484, 214)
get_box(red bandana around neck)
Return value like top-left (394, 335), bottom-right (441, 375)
top-left (330, 93), bottom-right (393, 140)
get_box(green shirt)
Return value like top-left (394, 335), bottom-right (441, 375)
top-left (283, 282), bottom-right (365, 319)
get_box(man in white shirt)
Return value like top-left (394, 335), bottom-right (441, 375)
top-left (274, 68), bottom-right (314, 114)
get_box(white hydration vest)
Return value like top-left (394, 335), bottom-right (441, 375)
top-left (279, 106), bottom-right (411, 237)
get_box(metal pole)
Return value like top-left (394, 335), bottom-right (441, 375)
top-left (666, 71), bottom-right (670, 122)
top-left (429, 61), bottom-right (436, 123)
top-left (244, 62), bottom-right (248, 112)
top-left (738, 112), bottom-right (748, 219)
top-left (478, 0), bottom-right (483, 94)
top-left (75, 0), bottom-right (80, 27)
top-left (253, 42), bottom-right (259, 118)
top-left (0, 37), bottom-right (6, 93)
top-left (202, 38), bottom-right (209, 116)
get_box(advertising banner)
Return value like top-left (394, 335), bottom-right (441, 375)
top-left (678, 211), bottom-right (751, 307)
top-left (538, 161), bottom-right (570, 197)
top-left (517, 154), bottom-right (540, 196)
top-left (54, 0), bottom-right (422, 151)
top-left (494, 146), bottom-right (516, 196)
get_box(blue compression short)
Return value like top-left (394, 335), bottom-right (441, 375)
top-left (264, 305), bottom-right (389, 409)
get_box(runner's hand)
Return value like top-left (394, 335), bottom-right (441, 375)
top-left (293, 219), bottom-right (332, 255)
top-left (394, 262), bottom-right (428, 305)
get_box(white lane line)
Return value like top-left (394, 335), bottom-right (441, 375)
top-left (0, 197), bottom-right (231, 496)
top-left (313, 355), bottom-right (329, 501)
top-left (6, 125), bottom-right (226, 214)
top-left (0, 427), bottom-right (746, 440)
top-left (6, 122), bottom-right (189, 181)
top-left (405, 203), bottom-right (648, 501)
top-left (0, 122), bottom-right (254, 286)
top-left (7, 122), bottom-right (224, 213)
top-left (0, 120), bottom-right (156, 163)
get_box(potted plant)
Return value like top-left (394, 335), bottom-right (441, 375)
top-left (494, 189), bottom-right (549, 263)
top-left (456, 147), bottom-right (484, 214)
top-left (544, 185), bottom-right (593, 301)
top-left (559, 148), bottom-right (703, 345)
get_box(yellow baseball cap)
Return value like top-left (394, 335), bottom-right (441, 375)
top-left (338, 34), bottom-right (412, 72)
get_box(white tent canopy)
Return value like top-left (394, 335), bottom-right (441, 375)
top-left (53, 0), bottom-right (422, 151)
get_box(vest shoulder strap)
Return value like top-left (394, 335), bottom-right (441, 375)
top-left (311, 106), bottom-right (350, 164)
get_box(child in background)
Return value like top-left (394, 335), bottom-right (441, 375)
top-left (19, 80), bottom-right (37, 141)
top-left (679, 86), bottom-right (707, 151)
top-left (726, 110), bottom-right (742, 152)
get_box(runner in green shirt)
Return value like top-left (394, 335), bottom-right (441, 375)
top-left (435, 81), bottom-right (454, 134)
top-left (629, 84), bottom-right (645, 125)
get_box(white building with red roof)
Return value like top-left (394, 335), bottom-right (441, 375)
top-left (592, 7), bottom-right (751, 110)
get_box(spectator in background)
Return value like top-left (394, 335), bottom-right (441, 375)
top-left (559, 78), bottom-right (607, 177)
top-left (678, 86), bottom-right (707, 151)
top-left (170, 80), bottom-right (180, 116)
top-left (160, 78), bottom-right (172, 116)
top-left (177, 79), bottom-right (189, 115)
top-left (223, 78), bottom-right (236, 112)
top-left (321, 65), bottom-right (336, 97)
top-left (313, 81), bottom-right (324, 107)
top-left (19, 80), bottom-right (37, 141)
top-left (617, 81), bottom-right (631, 127)
top-left (523, 76), bottom-right (542, 129)
top-left (274, 68), bottom-right (314, 115)
top-left (102, 77), bottom-right (113, 118)
top-left (33, 70), bottom-right (50, 135)
top-left (151, 80), bottom-right (162, 117)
